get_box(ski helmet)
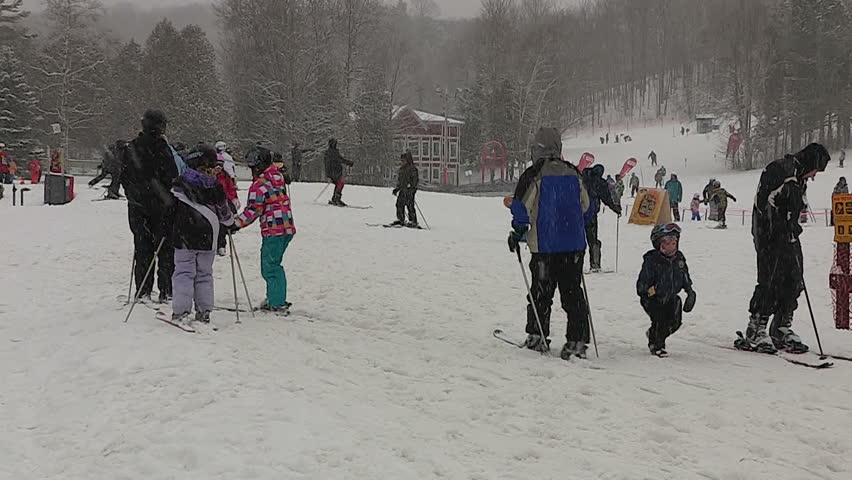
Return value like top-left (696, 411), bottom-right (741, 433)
top-left (184, 143), bottom-right (218, 169)
top-left (713, 180), bottom-right (721, 188)
top-left (246, 146), bottom-right (273, 173)
top-left (215, 141), bottom-right (227, 153)
top-left (650, 223), bottom-right (681, 249)
top-left (141, 109), bottom-right (167, 136)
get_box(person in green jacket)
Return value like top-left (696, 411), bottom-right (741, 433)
top-left (664, 173), bottom-right (683, 221)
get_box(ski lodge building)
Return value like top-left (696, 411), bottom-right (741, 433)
top-left (391, 106), bottom-right (464, 186)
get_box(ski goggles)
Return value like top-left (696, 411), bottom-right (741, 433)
top-left (657, 223), bottom-right (682, 235)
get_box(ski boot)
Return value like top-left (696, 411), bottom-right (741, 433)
top-left (105, 190), bottom-right (122, 200)
top-left (195, 311), bottom-right (211, 324)
top-left (735, 314), bottom-right (777, 353)
top-left (158, 292), bottom-right (172, 304)
top-left (560, 341), bottom-right (588, 360)
top-left (217, 247), bottom-right (227, 257)
top-left (523, 334), bottom-right (550, 353)
top-left (770, 312), bottom-right (809, 353)
top-left (405, 221), bottom-right (421, 229)
top-left (389, 220), bottom-right (404, 226)
top-left (172, 312), bottom-right (194, 327)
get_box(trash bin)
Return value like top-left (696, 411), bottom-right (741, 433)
top-left (44, 173), bottom-right (75, 205)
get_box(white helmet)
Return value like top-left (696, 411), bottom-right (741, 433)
top-left (214, 141), bottom-right (227, 152)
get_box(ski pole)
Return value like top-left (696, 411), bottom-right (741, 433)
top-left (515, 247), bottom-right (549, 356)
top-left (313, 182), bottom-right (331, 203)
top-left (124, 237), bottom-right (166, 323)
top-left (580, 269), bottom-right (600, 358)
top-left (615, 215), bottom-right (620, 273)
top-left (797, 255), bottom-right (827, 359)
top-left (415, 201), bottom-right (431, 230)
top-left (229, 232), bottom-right (256, 317)
top-left (125, 255), bottom-right (135, 305)
top-left (228, 234), bottom-right (241, 324)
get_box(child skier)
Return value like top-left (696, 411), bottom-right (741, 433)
top-left (637, 223), bottom-right (696, 356)
top-left (233, 147), bottom-right (296, 314)
top-left (170, 144), bottom-right (235, 327)
top-left (690, 193), bottom-right (701, 221)
top-left (709, 180), bottom-right (737, 228)
top-left (215, 156), bottom-right (240, 256)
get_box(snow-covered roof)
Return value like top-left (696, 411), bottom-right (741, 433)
top-left (695, 114), bottom-right (716, 119)
top-left (392, 105), bottom-right (464, 125)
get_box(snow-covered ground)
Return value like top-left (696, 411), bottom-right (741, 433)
top-left (2, 127), bottom-right (852, 479)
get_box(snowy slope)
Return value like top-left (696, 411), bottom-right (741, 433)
top-left (2, 131), bottom-right (852, 479)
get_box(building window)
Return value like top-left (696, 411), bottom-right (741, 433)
top-left (432, 168), bottom-right (440, 181)
top-left (409, 140), bottom-right (419, 157)
top-left (432, 139), bottom-right (440, 158)
top-left (421, 168), bottom-right (429, 182)
top-left (421, 140), bottom-right (430, 157)
top-left (449, 142), bottom-right (458, 160)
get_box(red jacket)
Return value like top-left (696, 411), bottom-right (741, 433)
top-left (217, 170), bottom-right (237, 201)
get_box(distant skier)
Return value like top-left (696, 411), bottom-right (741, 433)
top-left (709, 180), bottom-right (736, 228)
top-left (629, 172), bottom-right (640, 197)
top-left (324, 138), bottom-right (354, 206)
top-left (582, 164), bottom-right (622, 272)
top-left (88, 140), bottom-right (126, 199)
top-left (28, 151), bottom-right (42, 185)
top-left (654, 166), bottom-right (666, 188)
top-left (690, 193), bottom-right (701, 221)
top-left (605, 132), bottom-right (609, 144)
top-left (0, 143), bottom-right (11, 184)
top-left (509, 127), bottom-right (592, 360)
top-left (290, 141), bottom-right (313, 182)
top-left (839, 150), bottom-right (845, 168)
top-left (391, 151), bottom-right (419, 227)
top-left (215, 141), bottom-right (236, 180)
top-left (120, 109), bottom-right (179, 303)
top-left (614, 174), bottom-right (625, 203)
top-left (738, 143), bottom-right (830, 354)
top-left (648, 150), bottom-right (657, 166)
top-left (701, 178), bottom-right (716, 204)
top-left (831, 177), bottom-right (848, 226)
top-left (233, 146), bottom-right (296, 314)
top-left (637, 223), bottom-right (696, 356)
top-left (169, 144), bottom-right (235, 328)
top-left (664, 173), bottom-right (683, 221)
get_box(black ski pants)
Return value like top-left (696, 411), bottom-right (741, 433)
top-left (526, 251), bottom-right (590, 343)
top-left (396, 190), bottom-right (417, 223)
top-left (643, 296), bottom-right (682, 348)
top-left (585, 215), bottom-right (601, 269)
top-left (128, 203), bottom-right (174, 297)
top-left (749, 241), bottom-right (803, 318)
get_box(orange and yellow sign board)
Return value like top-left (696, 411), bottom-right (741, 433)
top-left (628, 188), bottom-right (673, 226)
top-left (833, 194), bottom-right (852, 243)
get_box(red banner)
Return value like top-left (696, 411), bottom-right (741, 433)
top-left (726, 132), bottom-right (743, 158)
top-left (577, 152), bottom-right (595, 172)
top-left (619, 157), bottom-right (637, 178)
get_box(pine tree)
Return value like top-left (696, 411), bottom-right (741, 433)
top-left (103, 40), bottom-right (144, 143)
top-left (141, 19), bottom-right (182, 130)
top-left (174, 24), bottom-right (223, 144)
top-left (0, 45), bottom-right (40, 149)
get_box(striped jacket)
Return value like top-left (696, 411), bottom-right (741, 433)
top-left (236, 165), bottom-right (296, 237)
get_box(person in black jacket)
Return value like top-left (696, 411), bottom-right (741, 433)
top-left (738, 143), bottom-right (830, 354)
top-left (120, 109), bottom-right (179, 303)
top-left (637, 223), bottom-right (696, 356)
top-left (582, 164), bottom-right (622, 272)
top-left (290, 142), bottom-right (314, 182)
top-left (391, 151), bottom-right (419, 227)
top-left (88, 140), bottom-right (127, 199)
top-left (324, 138), bottom-right (354, 206)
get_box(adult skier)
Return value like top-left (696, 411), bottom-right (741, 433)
top-left (737, 143), bottom-right (830, 354)
top-left (629, 172), bottom-right (640, 197)
top-left (664, 173), bottom-right (683, 221)
top-left (654, 166), bottom-right (666, 188)
top-left (509, 127), bottom-right (592, 360)
top-left (648, 150), bottom-right (657, 166)
top-left (88, 140), bottom-right (126, 199)
top-left (324, 138), bottom-right (354, 206)
top-left (391, 151), bottom-right (419, 227)
top-left (120, 110), bottom-right (179, 302)
top-left (582, 164), bottom-right (623, 272)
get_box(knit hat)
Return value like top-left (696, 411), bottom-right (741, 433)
top-left (185, 143), bottom-right (218, 169)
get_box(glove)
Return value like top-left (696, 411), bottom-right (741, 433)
top-left (615, 206), bottom-right (623, 216)
top-left (226, 223), bottom-right (241, 234)
top-left (392, 188), bottom-right (399, 196)
top-left (683, 289), bottom-right (697, 313)
top-left (508, 225), bottom-right (529, 253)
top-left (647, 286), bottom-right (656, 297)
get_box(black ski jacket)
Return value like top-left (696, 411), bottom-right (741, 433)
top-left (324, 146), bottom-right (353, 179)
top-left (171, 172), bottom-right (234, 251)
top-left (121, 132), bottom-right (178, 215)
top-left (637, 249), bottom-right (693, 305)
top-left (582, 164), bottom-right (621, 216)
top-left (396, 162), bottom-right (419, 193)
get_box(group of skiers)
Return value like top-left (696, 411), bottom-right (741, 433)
top-left (509, 127), bottom-right (830, 359)
top-left (0, 142), bottom-right (46, 187)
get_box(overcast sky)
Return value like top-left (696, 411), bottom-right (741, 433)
top-left (21, 0), bottom-right (583, 20)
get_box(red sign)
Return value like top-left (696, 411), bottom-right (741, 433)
top-left (577, 152), bottom-right (595, 172)
top-left (726, 132), bottom-right (743, 158)
top-left (619, 158), bottom-right (637, 178)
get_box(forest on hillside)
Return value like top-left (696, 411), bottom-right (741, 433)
top-left (1, 0), bottom-right (851, 178)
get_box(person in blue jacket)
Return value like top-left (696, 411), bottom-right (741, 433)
top-left (508, 127), bottom-right (593, 360)
top-left (664, 173), bottom-right (683, 221)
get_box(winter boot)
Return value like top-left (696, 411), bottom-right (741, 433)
top-left (737, 314), bottom-right (777, 353)
top-left (769, 312), bottom-right (809, 353)
top-left (217, 247), bottom-right (227, 257)
top-left (560, 341), bottom-right (588, 360)
top-left (523, 334), bottom-right (550, 353)
top-left (646, 328), bottom-right (667, 356)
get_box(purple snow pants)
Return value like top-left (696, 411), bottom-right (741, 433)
top-left (172, 249), bottom-right (216, 315)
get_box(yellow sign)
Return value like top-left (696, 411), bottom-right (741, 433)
top-left (834, 194), bottom-right (852, 243)
top-left (628, 188), bottom-right (672, 226)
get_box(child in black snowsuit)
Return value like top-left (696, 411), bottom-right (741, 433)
top-left (637, 223), bottom-right (697, 356)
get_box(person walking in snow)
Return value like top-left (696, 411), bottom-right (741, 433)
top-left (509, 127), bottom-right (593, 360)
top-left (637, 223), bottom-right (696, 356)
top-left (28, 150), bottom-right (42, 185)
top-left (648, 150), bottom-right (657, 166)
top-left (737, 143), bottom-right (830, 354)
top-left (831, 177), bottom-right (848, 226)
top-left (232, 146), bottom-right (296, 315)
top-left (169, 144), bottom-right (235, 328)
top-left (582, 164), bottom-right (622, 272)
top-left (708, 180), bottom-right (736, 228)
top-left (290, 141), bottom-right (314, 182)
top-left (120, 110), bottom-right (179, 303)
top-left (664, 173), bottom-right (683, 221)
top-left (690, 193), bottom-right (701, 221)
top-left (391, 151), bottom-right (419, 227)
top-left (324, 138), bottom-right (354, 206)
top-left (614, 174), bottom-right (625, 202)
top-left (839, 150), bottom-right (845, 168)
top-left (629, 172), bottom-right (640, 197)
top-left (89, 140), bottom-right (126, 199)
top-left (654, 167), bottom-right (665, 188)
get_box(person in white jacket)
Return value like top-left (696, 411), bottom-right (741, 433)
top-left (215, 141), bottom-right (237, 180)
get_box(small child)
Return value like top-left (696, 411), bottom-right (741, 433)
top-left (637, 223), bottom-right (696, 356)
top-left (233, 146), bottom-right (296, 314)
top-left (690, 193), bottom-right (701, 221)
top-left (709, 180), bottom-right (736, 228)
top-left (215, 156), bottom-right (240, 256)
top-left (170, 144), bottom-right (235, 327)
